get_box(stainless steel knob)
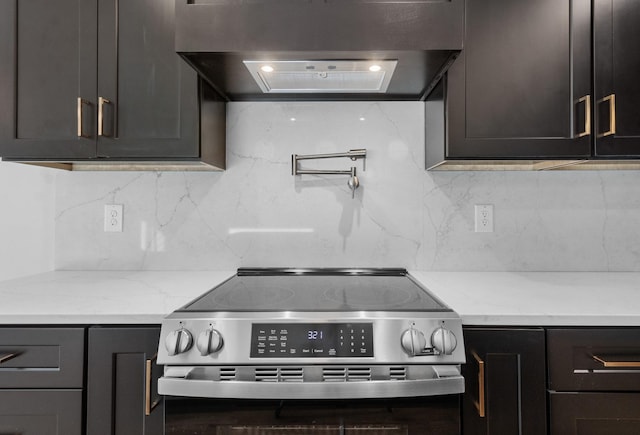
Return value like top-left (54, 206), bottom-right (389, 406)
top-left (401, 328), bottom-right (427, 356)
top-left (196, 328), bottom-right (223, 356)
top-left (431, 327), bottom-right (457, 355)
top-left (165, 329), bottom-right (193, 356)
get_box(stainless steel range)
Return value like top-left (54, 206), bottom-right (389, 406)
top-left (158, 268), bottom-right (465, 400)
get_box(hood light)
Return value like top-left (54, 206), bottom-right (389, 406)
top-left (243, 60), bottom-right (398, 93)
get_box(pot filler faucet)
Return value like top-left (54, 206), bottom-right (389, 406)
top-left (291, 149), bottom-right (367, 198)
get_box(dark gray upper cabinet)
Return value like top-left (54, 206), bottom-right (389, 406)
top-left (593, 0), bottom-right (640, 157)
top-left (426, 0), bottom-right (592, 168)
top-left (96, 0), bottom-right (199, 159)
top-left (0, 0), bottom-right (225, 168)
top-left (0, 0), bottom-right (96, 159)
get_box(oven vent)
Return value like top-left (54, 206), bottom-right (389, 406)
top-left (347, 367), bottom-right (372, 381)
top-left (389, 367), bottom-right (407, 381)
top-left (255, 367), bottom-right (279, 382)
top-left (219, 367), bottom-right (237, 381)
top-left (323, 367), bottom-right (347, 382)
top-left (254, 367), bottom-right (304, 382)
top-left (279, 367), bottom-right (304, 382)
top-left (322, 367), bottom-right (372, 382)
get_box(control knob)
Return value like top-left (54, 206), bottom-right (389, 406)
top-left (431, 327), bottom-right (457, 355)
top-left (401, 327), bottom-right (427, 356)
top-left (196, 328), bottom-right (224, 356)
top-left (165, 328), bottom-right (193, 356)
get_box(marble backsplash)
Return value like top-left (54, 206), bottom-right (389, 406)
top-left (0, 160), bottom-right (55, 280)
top-left (54, 102), bottom-right (640, 271)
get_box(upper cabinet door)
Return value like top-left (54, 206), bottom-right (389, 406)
top-left (0, 0), bottom-right (97, 159)
top-left (594, 0), bottom-right (640, 157)
top-left (443, 0), bottom-right (591, 160)
top-left (96, 0), bottom-right (199, 159)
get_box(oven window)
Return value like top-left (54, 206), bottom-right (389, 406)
top-left (165, 396), bottom-right (460, 435)
top-left (223, 426), bottom-right (405, 434)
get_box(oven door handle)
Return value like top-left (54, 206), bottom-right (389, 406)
top-left (158, 368), bottom-right (464, 400)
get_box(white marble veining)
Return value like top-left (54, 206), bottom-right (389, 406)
top-left (55, 103), bottom-right (426, 270)
top-left (424, 170), bottom-right (640, 271)
top-left (45, 102), bottom-right (640, 272)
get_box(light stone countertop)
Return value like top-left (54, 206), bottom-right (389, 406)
top-left (411, 271), bottom-right (640, 326)
top-left (0, 271), bottom-right (235, 324)
top-left (0, 270), bottom-right (638, 326)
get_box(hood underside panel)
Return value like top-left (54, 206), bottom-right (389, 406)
top-left (175, 0), bottom-right (463, 101)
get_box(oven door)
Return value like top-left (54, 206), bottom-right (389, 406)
top-left (165, 396), bottom-right (460, 435)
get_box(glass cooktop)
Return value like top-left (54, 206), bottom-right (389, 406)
top-left (178, 268), bottom-right (450, 312)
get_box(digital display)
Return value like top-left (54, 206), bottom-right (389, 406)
top-left (307, 330), bottom-right (323, 340)
top-left (250, 323), bottom-right (374, 358)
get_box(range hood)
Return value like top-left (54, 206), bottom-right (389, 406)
top-left (175, 0), bottom-right (463, 101)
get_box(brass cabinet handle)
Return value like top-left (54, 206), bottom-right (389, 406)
top-left (145, 353), bottom-right (160, 416)
top-left (593, 354), bottom-right (640, 368)
top-left (597, 94), bottom-right (616, 138)
top-left (0, 353), bottom-right (18, 364)
top-left (98, 97), bottom-right (111, 137)
top-left (77, 98), bottom-right (91, 138)
top-left (472, 351), bottom-right (486, 418)
top-left (576, 95), bottom-right (591, 138)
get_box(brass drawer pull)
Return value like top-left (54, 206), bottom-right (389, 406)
top-left (472, 351), bottom-right (486, 417)
top-left (0, 353), bottom-right (18, 364)
top-left (576, 95), bottom-right (591, 138)
top-left (597, 93), bottom-right (616, 138)
top-left (145, 353), bottom-right (160, 416)
top-left (593, 354), bottom-right (640, 368)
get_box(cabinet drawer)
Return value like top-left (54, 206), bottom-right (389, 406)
top-left (0, 389), bottom-right (83, 435)
top-left (550, 392), bottom-right (640, 435)
top-left (0, 327), bottom-right (84, 388)
top-left (548, 328), bottom-right (640, 392)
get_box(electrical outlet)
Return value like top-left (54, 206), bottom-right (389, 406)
top-left (474, 204), bottom-right (494, 233)
top-left (104, 204), bottom-right (123, 232)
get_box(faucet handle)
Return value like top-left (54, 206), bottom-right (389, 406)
top-left (348, 167), bottom-right (359, 199)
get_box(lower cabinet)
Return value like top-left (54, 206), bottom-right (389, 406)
top-left (5, 324), bottom-right (640, 435)
top-left (461, 327), bottom-right (547, 435)
top-left (87, 326), bottom-right (164, 435)
top-left (550, 392), bottom-right (640, 435)
top-left (0, 327), bottom-right (85, 435)
top-left (547, 328), bottom-right (640, 435)
top-left (0, 390), bottom-right (83, 434)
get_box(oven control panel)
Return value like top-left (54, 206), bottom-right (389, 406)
top-left (250, 323), bottom-right (374, 358)
top-left (158, 314), bottom-right (466, 366)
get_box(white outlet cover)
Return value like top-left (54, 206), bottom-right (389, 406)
top-left (474, 204), bottom-right (494, 233)
top-left (104, 204), bottom-right (123, 232)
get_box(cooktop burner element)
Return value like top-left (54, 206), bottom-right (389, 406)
top-left (158, 268), bottom-right (465, 400)
top-left (322, 284), bottom-right (415, 309)
top-left (209, 284), bottom-right (296, 310)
